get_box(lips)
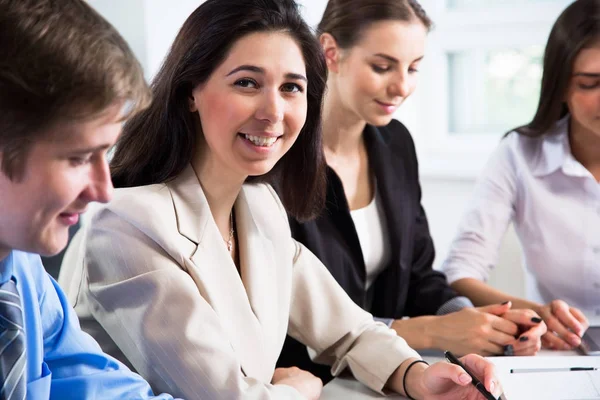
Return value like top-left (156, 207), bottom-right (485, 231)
top-left (239, 133), bottom-right (282, 148)
top-left (375, 100), bottom-right (399, 108)
top-left (58, 212), bottom-right (80, 226)
top-left (60, 207), bottom-right (87, 216)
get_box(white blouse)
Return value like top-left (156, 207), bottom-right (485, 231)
top-left (442, 116), bottom-right (600, 315)
top-left (350, 189), bottom-right (391, 290)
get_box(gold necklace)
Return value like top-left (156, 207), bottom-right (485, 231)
top-left (224, 211), bottom-right (234, 252)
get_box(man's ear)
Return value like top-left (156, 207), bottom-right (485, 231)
top-left (320, 33), bottom-right (342, 74)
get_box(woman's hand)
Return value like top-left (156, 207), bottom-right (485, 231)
top-left (536, 300), bottom-right (589, 350)
top-left (500, 308), bottom-right (546, 355)
top-left (428, 302), bottom-right (519, 356)
top-left (404, 355), bottom-right (503, 400)
top-left (272, 367), bottom-right (322, 400)
top-left (422, 354), bottom-right (502, 399)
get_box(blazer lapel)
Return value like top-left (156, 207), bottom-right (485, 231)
top-left (168, 166), bottom-right (271, 381)
top-left (235, 187), bottom-right (283, 367)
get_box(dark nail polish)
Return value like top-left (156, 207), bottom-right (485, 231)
top-left (519, 336), bottom-right (529, 342)
top-left (501, 301), bottom-right (510, 305)
top-left (531, 317), bottom-right (542, 323)
top-left (503, 344), bottom-right (514, 356)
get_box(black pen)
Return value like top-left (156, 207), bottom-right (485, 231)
top-left (445, 351), bottom-right (497, 400)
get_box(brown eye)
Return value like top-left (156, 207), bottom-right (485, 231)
top-left (234, 78), bottom-right (258, 89)
top-left (281, 83), bottom-right (303, 93)
top-left (578, 82), bottom-right (600, 90)
top-left (371, 64), bottom-right (390, 73)
top-left (68, 156), bottom-right (91, 167)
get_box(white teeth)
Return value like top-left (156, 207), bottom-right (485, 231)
top-left (243, 134), bottom-right (277, 147)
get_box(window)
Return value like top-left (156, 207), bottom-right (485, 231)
top-left (408, 0), bottom-right (573, 178)
top-left (447, 46), bottom-right (543, 135)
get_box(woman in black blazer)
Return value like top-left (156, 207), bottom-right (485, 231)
top-left (277, 0), bottom-right (547, 383)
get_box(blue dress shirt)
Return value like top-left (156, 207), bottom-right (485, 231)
top-left (0, 250), bottom-right (178, 400)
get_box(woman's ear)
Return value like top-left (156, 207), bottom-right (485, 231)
top-left (189, 94), bottom-right (198, 112)
top-left (320, 33), bottom-right (341, 74)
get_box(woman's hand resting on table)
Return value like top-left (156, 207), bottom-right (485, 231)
top-left (535, 299), bottom-right (589, 350)
top-left (393, 354), bottom-right (503, 400)
top-left (272, 367), bottom-right (322, 400)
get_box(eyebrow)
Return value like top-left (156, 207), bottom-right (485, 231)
top-left (66, 144), bottom-right (112, 155)
top-left (373, 53), bottom-right (424, 64)
top-left (573, 72), bottom-right (600, 78)
top-left (226, 64), bottom-right (307, 82)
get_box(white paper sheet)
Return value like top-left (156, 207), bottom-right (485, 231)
top-left (489, 356), bottom-right (600, 400)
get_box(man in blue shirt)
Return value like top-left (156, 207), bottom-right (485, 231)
top-left (0, 1), bottom-right (180, 398)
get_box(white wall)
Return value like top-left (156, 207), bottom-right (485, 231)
top-left (91, 0), bottom-right (330, 81)
top-left (421, 178), bottom-right (526, 299)
top-left (91, 0), bottom-right (527, 299)
top-left (143, 0), bottom-right (204, 80)
top-left (88, 0), bottom-right (148, 76)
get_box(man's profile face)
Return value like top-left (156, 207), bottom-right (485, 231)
top-left (0, 104), bottom-right (123, 258)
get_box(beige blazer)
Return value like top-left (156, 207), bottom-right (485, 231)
top-left (59, 165), bottom-right (419, 399)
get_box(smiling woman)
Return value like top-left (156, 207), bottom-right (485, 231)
top-left (188, 31), bottom-right (309, 182)
top-left (109, 0), bottom-right (327, 222)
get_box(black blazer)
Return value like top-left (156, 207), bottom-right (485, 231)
top-left (276, 120), bottom-right (459, 381)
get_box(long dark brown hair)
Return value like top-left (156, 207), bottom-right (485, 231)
top-left (318, 0), bottom-right (432, 49)
top-left (514, 0), bottom-right (600, 137)
top-left (110, 0), bottom-right (327, 221)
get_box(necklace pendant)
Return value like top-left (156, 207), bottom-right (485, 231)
top-left (227, 240), bottom-right (233, 252)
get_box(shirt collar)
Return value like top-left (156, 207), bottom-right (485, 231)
top-left (0, 251), bottom-right (15, 285)
top-left (532, 115), bottom-right (593, 178)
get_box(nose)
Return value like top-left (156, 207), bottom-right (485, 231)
top-left (255, 88), bottom-right (284, 124)
top-left (81, 158), bottom-right (113, 204)
top-left (389, 72), bottom-right (412, 99)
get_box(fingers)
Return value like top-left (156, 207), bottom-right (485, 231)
top-left (484, 327), bottom-right (518, 348)
top-left (489, 314), bottom-right (520, 337)
top-left (510, 321), bottom-right (545, 355)
top-left (421, 362), bottom-right (470, 397)
top-left (502, 308), bottom-right (546, 330)
top-left (542, 330), bottom-right (573, 350)
top-left (570, 307), bottom-right (590, 333)
top-left (512, 316), bottom-right (547, 342)
top-left (425, 357), bottom-right (502, 398)
top-left (460, 354), bottom-right (502, 397)
top-left (541, 310), bottom-right (579, 347)
top-left (511, 335), bottom-right (542, 355)
top-left (495, 309), bottom-right (546, 355)
top-left (425, 361), bottom-right (472, 388)
top-left (477, 341), bottom-right (505, 357)
top-left (551, 300), bottom-right (585, 338)
top-left (477, 301), bottom-right (512, 316)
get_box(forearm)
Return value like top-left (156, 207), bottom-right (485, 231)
top-left (451, 277), bottom-right (542, 311)
top-left (390, 316), bottom-right (438, 350)
top-left (386, 358), bottom-right (428, 399)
